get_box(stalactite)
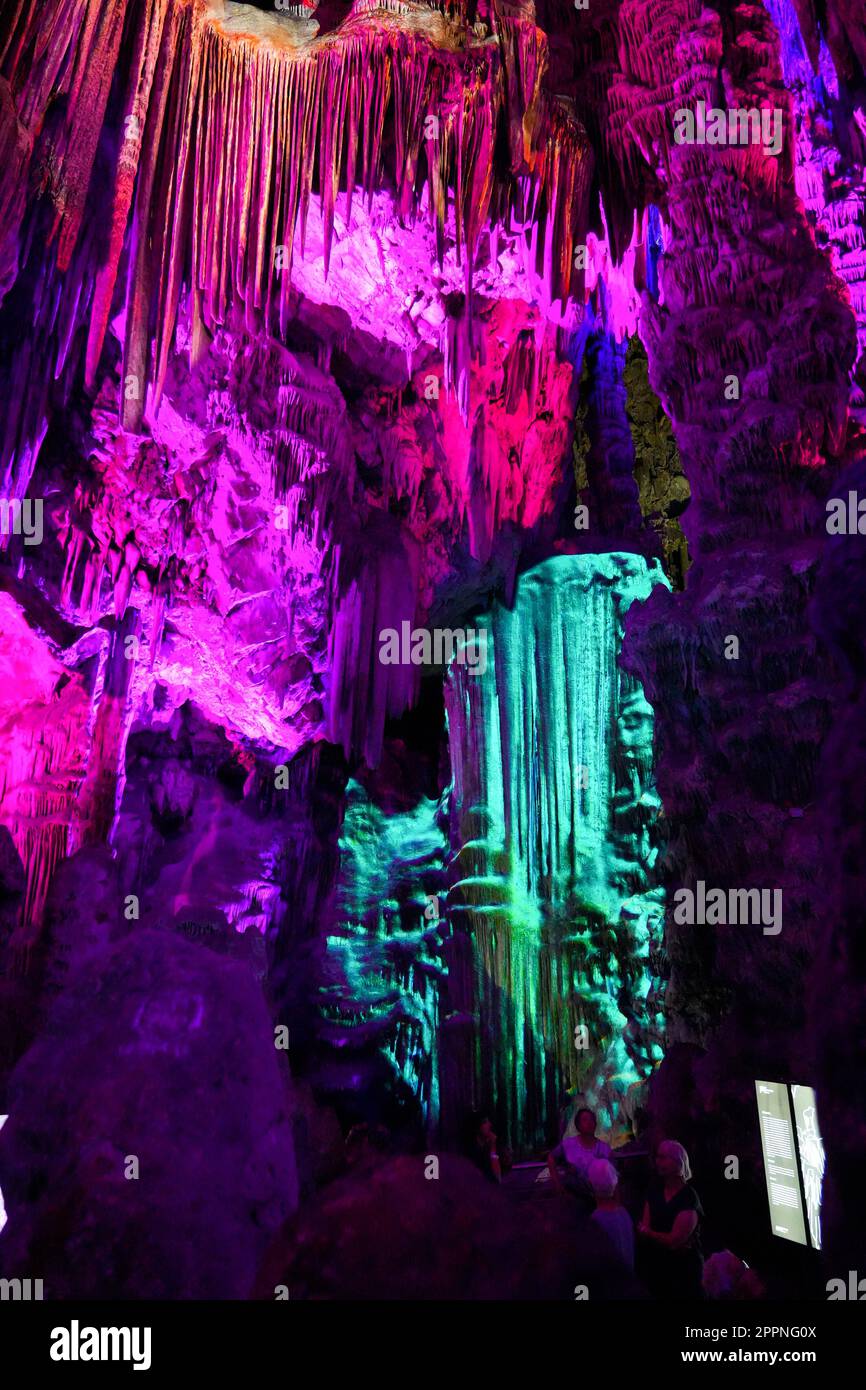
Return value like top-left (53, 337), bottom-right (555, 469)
top-left (1, 0), bottom-right (591, 491)
top-left (0, 594), bottom-right (93, 962)
top-left (86, 0), bottom-right (171, 389)
top-left (75, 619), bottom-right (137, 849)
top-left (0, 0), bottom-right (163, 493)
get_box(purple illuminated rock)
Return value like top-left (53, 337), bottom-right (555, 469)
top-left (0, 931), bottom-right (299, 1299)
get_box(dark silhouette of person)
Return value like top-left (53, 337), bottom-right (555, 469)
top-left (703, 1250), bottom-right (765, 1300)
top-left (638, 1139), bottom-right (704, 1298)
top-left (469, 1113), bottom-right (502, 1183)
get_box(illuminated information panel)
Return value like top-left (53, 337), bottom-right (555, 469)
top-left (755, 1080), bottom-right (807, 1246)
top-left (791, 1084), bottom-right (824, 1251)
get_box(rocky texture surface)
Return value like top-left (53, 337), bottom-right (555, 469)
top-left (0, 927), bottom-right (300, 1297)
top-left (0, 0), bottom-right (865, 1297)
top-left (254, 1151), bottom-right (646, 1299)
top-left (443, 553), bottom-right (667, 1148)
top-left (568, 0), bottom-right (864, 1275)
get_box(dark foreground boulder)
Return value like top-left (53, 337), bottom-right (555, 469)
top-left (0, 930), bottom-right (298, 1298)
top-left (254, 1153), bottom-right (647, 1300)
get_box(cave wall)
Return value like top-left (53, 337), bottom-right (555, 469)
top-left (565, 0), bottom-right (865, 1273)
top-left (0, 0), bottom-right (863, 1294)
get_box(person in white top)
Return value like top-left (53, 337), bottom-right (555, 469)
top-left (547, 1107), bottom-right (611, 1193)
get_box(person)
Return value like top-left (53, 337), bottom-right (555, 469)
top-left (471, 1114), bottom-right (502, 1183)
top-left (637, 1139), bottom-right (704, 1298)
top-left (702, 1250), bottom-right (765, 1300)
top-left (588, 1158), bottom-right (635, 1271)
top-left (547, 1107), bottom-right (611, 1194)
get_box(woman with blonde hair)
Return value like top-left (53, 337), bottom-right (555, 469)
top-left (637, 1139), bottom-right (705, 1298)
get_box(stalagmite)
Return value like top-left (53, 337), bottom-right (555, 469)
top-left (443, 554), bottom-right (668, 1147)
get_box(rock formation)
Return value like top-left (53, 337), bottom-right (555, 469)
top-left (0, 0), bottom-right (864, 1299)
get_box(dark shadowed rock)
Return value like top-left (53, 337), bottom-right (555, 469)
top-left (0, 930), bottom-right (299, 1299)
top-left (0, 825), bottom-right (26, 902)
top-left (254, 1154), bottom-right (646, 1301)
top-left (41, 847), bottom-right (130, 997)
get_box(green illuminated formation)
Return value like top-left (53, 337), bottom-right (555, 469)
top-left (445, 554), bottom-right (668, 1151)
top-left (322, 782), bottom-right (450, 1130)
top-left (327, 554), bottom-right (667, 1151)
